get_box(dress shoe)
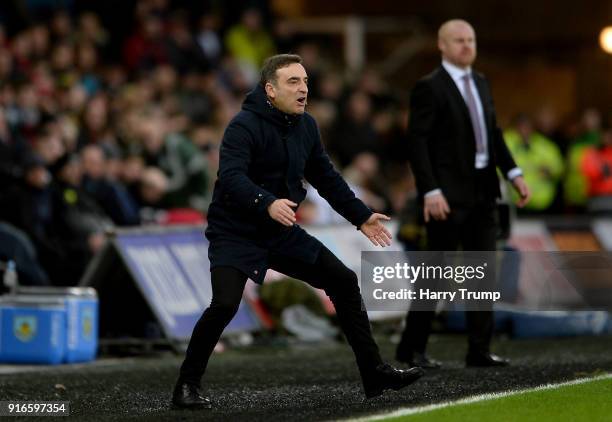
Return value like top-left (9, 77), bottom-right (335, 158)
top-left (172, 382), bottom-right (212, 409)
top-left (466, 352), bottom-right (510, 367)
top-left (363, 363), bottom-right (425, 399)
top-left (397, 352), bottom-right (442, 369)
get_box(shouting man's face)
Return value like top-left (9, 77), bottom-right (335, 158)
top-left (265, 63), bottom-right (308, 115)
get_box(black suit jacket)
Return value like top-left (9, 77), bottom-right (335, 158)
top-left (407, 66), bottom-right (517, 208)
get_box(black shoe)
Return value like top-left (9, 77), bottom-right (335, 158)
top-left (363, 363), bottom-right (425, 399)
top-left (400, 352), bottom-right (442, 369)
top-left (466, 352), bottom-right (510, 367)
top-left (171, 382), bottom-right (212, 409)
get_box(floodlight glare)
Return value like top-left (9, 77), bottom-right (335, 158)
top-left (600, 26), bottom-right (612, 54)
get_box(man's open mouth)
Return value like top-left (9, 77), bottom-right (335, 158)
top-left (297, 97), bottom-right (306, 105)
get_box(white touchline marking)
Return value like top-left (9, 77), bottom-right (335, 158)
top-left (347, 372), bottom-right (612, 422)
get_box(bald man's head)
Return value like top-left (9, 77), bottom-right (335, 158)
top-left (438, 19), bottom-right (477, 69)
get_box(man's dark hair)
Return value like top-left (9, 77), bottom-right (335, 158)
top-left (260, 54), bottom-right (302, 87)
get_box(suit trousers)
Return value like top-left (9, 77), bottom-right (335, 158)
top-left (397, 170), bottom-right (498, 358)
top-left (178, 245), bottom-right (383, 386)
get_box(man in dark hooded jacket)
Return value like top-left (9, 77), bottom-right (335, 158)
top-left (172, 54), bottom-right (424, 409)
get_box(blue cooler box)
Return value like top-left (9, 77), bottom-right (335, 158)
top-left (16, 287), bottom-right (99, 363)
top-left (0, 296), bottom-right (66, 364)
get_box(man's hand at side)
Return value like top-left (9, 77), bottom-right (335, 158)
top-left (424, 192), bottom-right (451, 222)
top-left (268, 199), bottom-right (297, 226)
top-left (511, 175), bottom-right (530, 208)
top-left (360, 213), bottom-right (393, 247)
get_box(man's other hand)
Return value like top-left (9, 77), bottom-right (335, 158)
top-left (360, 213), bottom-right (393, 247)
top-left (511, 176), bottom-right (530, 208)
top-left (268, 199), bottom-right (297, 226)
top-left (424, 192), bottom-right (451, 222)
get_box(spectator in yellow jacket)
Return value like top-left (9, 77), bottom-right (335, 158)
top-left (225, 8), bottom-right (276, 85)
top-left (504, 114), bottom-right (564, 212)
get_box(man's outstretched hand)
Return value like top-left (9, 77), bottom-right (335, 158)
top-left (268, 199), bottom-right (297, 226)
top-left (360, 213), bottom-right (393, 247)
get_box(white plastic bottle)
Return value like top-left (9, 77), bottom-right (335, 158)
top-left (3, 260), bottom-right (18, 294)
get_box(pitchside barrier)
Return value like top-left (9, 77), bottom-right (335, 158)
top-left (444, 218), bottom-right (612, 338)
top-left (79, 225), bottom-right (261, 351)
top-left (593, 219), bottom-right (612, 251)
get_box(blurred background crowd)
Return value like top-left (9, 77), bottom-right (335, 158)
top-left (0, 0), bottom-right (610, 286)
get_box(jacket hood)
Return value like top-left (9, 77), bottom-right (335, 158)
top-left (242, 84), bottom-right (302, 129)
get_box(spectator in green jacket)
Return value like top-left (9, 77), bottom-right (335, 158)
top-left (225, 8), bottom-right (276, 86)
top-left (138, 112), bottom-right (210, 212)
top-left (504, 114), bottom-right (564, 212)
top-left (564, 108), bottom-right (602, 209)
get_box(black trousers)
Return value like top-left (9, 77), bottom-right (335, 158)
top-left (179, 245), bottom-right (382, 387)
top-left (398, 172), bottom-right (498, 358)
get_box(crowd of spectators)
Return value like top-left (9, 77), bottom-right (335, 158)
top-left (0, 1), bottom-right (610, 286)
top-left (504, 107), bottom-right (612, 215)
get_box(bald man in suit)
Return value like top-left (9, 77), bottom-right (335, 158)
top-left (397, 20), bottom-right (530, 369)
